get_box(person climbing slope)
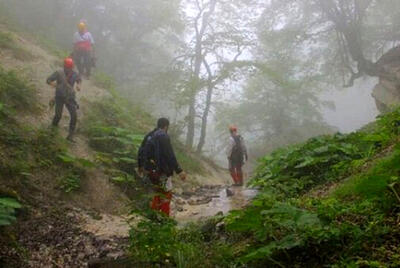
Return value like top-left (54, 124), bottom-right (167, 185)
top-left (138, 118), bottom-right (187, 216)
top-left (47, 57), bottom-right (81, 142)
top-left (73, 21), bottom-right (95, 78)
top-left (226, 125), bottom-right (248, 186)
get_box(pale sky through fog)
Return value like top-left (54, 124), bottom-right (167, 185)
top-left (321, 77), bottom-right (379, 133)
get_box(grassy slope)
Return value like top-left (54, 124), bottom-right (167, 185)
top-left (224, 110), bottom-right (400, 267)
top-left (127, 108), bottom-right (400, 267)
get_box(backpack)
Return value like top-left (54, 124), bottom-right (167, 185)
top-left (138, 130), bottom-right (162, 172)
top-left (231, 135), bottom-right (244, 163)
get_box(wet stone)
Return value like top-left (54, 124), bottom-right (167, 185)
top-left (175, 198), bottom-right (186, 205)
top-left (226, 188), bottom-right (234, 197)
top-left (182, 191), bottom-right (196, 197)
top-left (188, 196), bottom-right (212, 205)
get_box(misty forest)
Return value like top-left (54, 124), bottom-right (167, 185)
top-left (1, 0), bottom-right (400, 267)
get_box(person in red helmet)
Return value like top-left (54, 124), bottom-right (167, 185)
top-left (47, 57), bottom-right (82, 142)
top-left (226, 125), bottom-right (248, 186)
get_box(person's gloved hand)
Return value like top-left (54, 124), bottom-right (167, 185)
top-left (49, 81), bottom-right (57, 88)
top-left (138, 167), bottom-right (144, 177)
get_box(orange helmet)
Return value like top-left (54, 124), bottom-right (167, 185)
top-left (64, 57), bottom-right (74, 69)
top-left (78, 22), bottom-right (86, 32)
top-left (229, 125), bottom-right (238, 132)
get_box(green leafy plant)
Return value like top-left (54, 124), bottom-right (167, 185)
top-left (0, 197), bottom-right (21, 226)
top-left (250, 106), bottom-right (400, 199)
top-left (56, 153), bottom-right (93, 193)
top-left (59, 175), bottom-right (80, 193)
top-left (57, 152), bottom-right (94, 168)
top-left (129, 216), bottom-right (206, 267)
top-left (88, 126), bottom-right (143, 174)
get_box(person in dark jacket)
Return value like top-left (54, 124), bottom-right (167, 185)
top-left (226, 125), bottom-right (248, 186)
top-left (47, 57), bottom-right (81, 142)
top-left (138, 118), bottom-right (186, 216)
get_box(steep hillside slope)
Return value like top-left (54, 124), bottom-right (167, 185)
top-left (0, 24), bottom-right (230, 267)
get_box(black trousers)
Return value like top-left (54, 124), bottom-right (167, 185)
top-left (52, 96), bottom-right (77, 135)
top-left (74, 50), bottom-right (91, 76)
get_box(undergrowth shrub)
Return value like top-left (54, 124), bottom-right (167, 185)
top-left (130, 214), bottom-right (217, 268)
top-left (220, 108), bottom-right (400, 267)
top-left (0, 31), bottom-right (34, 61)
top-left (251, 107), bottom-right (400, 198)
top-left (0, 67), bottom-right (39, 114)
top-left (88, 126), bottom-right (143, 176)
top-left (56, 152), bottom-right (94, 193)
top-left (0, 197), bottom-right (21, 226)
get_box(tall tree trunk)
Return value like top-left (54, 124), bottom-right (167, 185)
top-left (185, 40), bottom-right (202, 148)
top-left (196, 83), bottom-right (213, 153)
top-left (185, 0), bottom-right (217, 149)
top-left (185, 91), bottom-right (197, 148)
top-left (196, 57), bottom-right (215, 153)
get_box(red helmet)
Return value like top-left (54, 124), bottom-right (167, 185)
top-left (229, 125), bottom-right (238, 132)
top-left (64, 57), bottom-right (74, 69)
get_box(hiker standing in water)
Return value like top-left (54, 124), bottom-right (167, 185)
top-left (73, 21), bottom-right (95, 78)
top-left (227, 125), bottom-right (248, 186)
top-left (47, 57), bottom-right (81, 142)
top-left (138, 118), bottom-right (187, 216)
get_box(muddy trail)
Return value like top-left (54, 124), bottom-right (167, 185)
top-left (2, 183), bottom-right (257, 267)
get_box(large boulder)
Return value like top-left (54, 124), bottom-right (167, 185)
top-left (372, 46), bottom-right (400, 113)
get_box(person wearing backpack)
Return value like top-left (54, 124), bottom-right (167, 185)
top-left (47, 57), bottom-right (81, 142)
top-left (73, 21), bottom-right (95, 78)
top-left (138, 118), bottom-right (187, 216)
top-left (226, 125), bottom-right (248, 186)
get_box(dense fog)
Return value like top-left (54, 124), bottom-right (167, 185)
top-left (1, 0), bottom-right (398, 163)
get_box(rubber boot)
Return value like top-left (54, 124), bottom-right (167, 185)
top-left (160, 199), bottom-right (171, 216)
top-left (151, 195), bottom-right (161, 211)
top-left (230, 171), bottom-right (238, 186)
top-left (237, 170), bottom-right (244, 186)
top-left (151, 194), bottom-right (171, 216)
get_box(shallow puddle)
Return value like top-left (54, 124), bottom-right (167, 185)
top-left (174, 186), bottom-right (258, 223)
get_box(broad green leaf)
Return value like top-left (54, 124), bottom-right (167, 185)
top-left (0, 198), bottom-right (22, 208)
